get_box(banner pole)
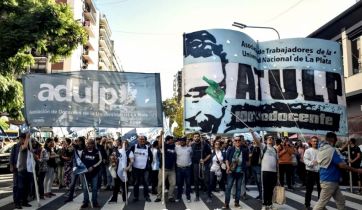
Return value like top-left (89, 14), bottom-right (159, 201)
top-left (83, 173), bottom-right (93, 208)
top-left (161, 128), bottom-right (165, 205)
top-left (28, 132), bottom-right (41, 207)
top-left (225, 107), bottom-right (250, 129)
top-left (122, 140), bottom-right (128, 205)
top-left (347, 143), bottom-right (353, 193)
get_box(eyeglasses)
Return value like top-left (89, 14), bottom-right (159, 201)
top-left (234, 140), bottom-right (241, 142)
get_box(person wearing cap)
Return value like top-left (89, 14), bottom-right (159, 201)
top-left (10, 133), bottom-right (32, 209)
top-left (175, 137), bottom-right (193, 203)
top-left (154, 135), bottom-right (177, 202)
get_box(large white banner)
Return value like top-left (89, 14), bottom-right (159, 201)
top-left (183, 29), bottom-right (347, 135)
top-left (23, 71), bottom-right (163, 128)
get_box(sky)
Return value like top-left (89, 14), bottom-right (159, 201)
top-left (94, 0), bottom-right (358, 100)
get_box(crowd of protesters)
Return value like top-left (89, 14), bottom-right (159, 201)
top-left (8, 131), bottom-right (362, 209)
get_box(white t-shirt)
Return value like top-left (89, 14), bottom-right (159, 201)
top-left (261, 145), bottom-right (278, 172)
top-left (175, 145), bottom-right (192, 167)
top-left (210, 150), bottom-right (223, 172)
top-left (304, 147), bottom-right (319, 172)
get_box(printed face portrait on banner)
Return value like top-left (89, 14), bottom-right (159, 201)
top-left (183, 29), bottom-right (260, 134)
top-left (183, 29), bottom-right (347, 135)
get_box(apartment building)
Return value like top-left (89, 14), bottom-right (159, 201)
top-left (31, 0), bottom-right (121, 73)
top-left (173, 70), bottom-right (182, 102)
top-left (308, 1), bottom-right (362, 138)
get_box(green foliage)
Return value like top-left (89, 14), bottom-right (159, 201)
top-left (0, 0), bottom-right (87, 75)
top-left (0, 117), bottom-right (10, 130)
top-left (162, 97), bottom-right (184, 137)
top-left (0, 0), bottom-right (87, 119)
top-left (0, 75), bottom-right (23, 118)
top-left (173, 105), bottom-right (184, 137)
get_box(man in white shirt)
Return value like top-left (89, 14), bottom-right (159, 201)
top-left (175, 137), bottom-right (192, 203)
top-left (304, 136), bottom-right (320, 210)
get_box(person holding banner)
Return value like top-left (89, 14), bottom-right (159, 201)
top-left (80, 139), bottom-right (103, 208)
top-left (10, 133), bottom-right (32, 209)
top-left (339, 138), bottom-right (361, 187)
top-left (313, 132), bottom-right (362, 210)
top-left (250, 131), bottom-right (279, 210)
top-left (130, 135), bottom-right (153, 202)
top-left (154, 135), bottom-right (177, 203)
top-left (64, 136), bottom-right (86, 203)
top-left (191, 132), bottom-right (211, 201)
top-left (108, 138), bottom-right (134, 203)
top-left (44, 138), bottom-right (58, 198)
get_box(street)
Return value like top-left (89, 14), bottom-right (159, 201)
top-left (0, 170), bottom-right (361, 210)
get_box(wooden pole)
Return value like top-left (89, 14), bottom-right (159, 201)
top-left (347, 143), bottom-right (353, 193)
top-left (161, 129), bottom-right (165, 204)
top-left (28, 132), bottom-right (41, 207)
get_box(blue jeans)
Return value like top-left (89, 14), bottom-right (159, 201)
top-left (176, 166), bottom-right (191, 199)
top-left (13, 170), bottom-right (31, 205)
top-left (82, 173), bottom-right (99, 205)
top-left (225, 172), bottom-right (243, 205)
top-left (252, 165), bottom-right (262, 197)
top-left (67, 173), bottom-right (80, 200)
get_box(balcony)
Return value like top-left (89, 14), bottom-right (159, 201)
top-left (99, 35), bottom-right (113, 55)
top-left (83, 20), bottom-right (95, 37)
top-left (82, 48), bottom-right (94, 64)
top-left (84, 0), bottom-right (97, 23)
top-left (345, 71), bottom-right (362, 97)
top-left (83, 10), bottom-right (96, 25)
top-left (99, 49), bottom-right (111, 66)
top-left (99, 46), bottom-right (111, 58)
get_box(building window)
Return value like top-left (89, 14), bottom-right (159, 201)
top-left (52, 62), bottom-right (64, 71)
top-left (351, 36), bottom-right (361, 74)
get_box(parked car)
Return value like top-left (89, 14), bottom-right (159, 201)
top-left (0, 142), bottom-right (16, 171)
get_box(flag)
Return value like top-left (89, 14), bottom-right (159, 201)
top-left (123, 128), bottom-right (138, 147)
top-left (202, 76), bottom-right (225, 104)
top-left (73, 153), bottom-right (88, 175)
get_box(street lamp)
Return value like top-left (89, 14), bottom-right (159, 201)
top-left (232, 22), bottom-right (280, 40)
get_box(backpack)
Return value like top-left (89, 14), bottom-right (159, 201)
top-left (261, 145), bottom-right (277, 160)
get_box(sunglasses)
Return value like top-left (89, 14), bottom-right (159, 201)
top-left (234, 140), bottom-right (241, 142)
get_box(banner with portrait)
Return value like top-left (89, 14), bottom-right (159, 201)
top-left (183, 29), bottom-right (347, 135)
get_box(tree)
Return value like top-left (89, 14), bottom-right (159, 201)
top-left (173, 105), bottom-right (184, 137)
top-left (0, 117), bottom-right (10, 130)
top-left (0, 0), bottom-right (87, 119)
top-left (162, 97), bottom-right (184, 137)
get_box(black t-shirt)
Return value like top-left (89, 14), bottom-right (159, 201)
top-left (350, 145), bottom-right (361, 168)
top-left (250, 146), bottom-right (261, 166)
top-left (191, 142), bottom-right (211, 164)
